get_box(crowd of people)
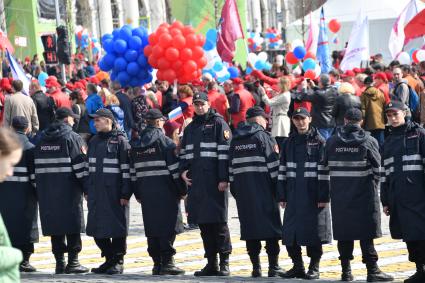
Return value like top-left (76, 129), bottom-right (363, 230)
top-left (0, 51), bottom-right (424, 283)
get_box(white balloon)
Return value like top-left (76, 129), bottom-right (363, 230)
top-left (397, 51), bottom-right (411, 65)
top-left (248, 52), bottom-right (258, 64)
top-left (314, 64), bottom-right (321, 78)
top-left (258, 52), bottom-right (268, 62)
top-left (416, 50), bottom-right (425, 62)
top-left (256, 37), bottom-right (264, 45)
top-left (292, 39), bottom-right (304, 49)
top-left (292, 65), bottom-right (302, 76)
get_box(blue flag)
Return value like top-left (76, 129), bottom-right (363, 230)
top-left (317, 8), bottom-right (332, 74)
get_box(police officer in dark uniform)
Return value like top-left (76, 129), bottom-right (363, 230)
top-left (34, 107), bottom-right (88, 274)
top-left (324, 108), bottom-right (393, 282)
top-left (85, 108), bottom-right (131, 275)
top-left (278, 108), bottom-right (332, 280)
top-left (0, 116), bottom-right (38, 272)
top-left (180, 92), bottom-right (232, 276)
top-left (130, 109), bottom-right (186, 276)
top-left (381, 101), bottom-right (425, 283)
top-left (229, 106), bottom-right (284, 278)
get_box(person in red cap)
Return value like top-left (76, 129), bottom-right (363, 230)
top-left (230, 78), bottom-right (256, 129)
top-left (0, 78), bottom-right (13, 124)
top-left (207, 81), bottom-right (229, 122)
top-left (373, 72), bottom-right (390, 104)
top-left (45, 76), bottom-right (72, 109)
top-left (341, 70), bottom-right (362, 97)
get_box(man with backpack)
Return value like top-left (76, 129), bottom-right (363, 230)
top-left (392, 67), bottom-right (419, 121)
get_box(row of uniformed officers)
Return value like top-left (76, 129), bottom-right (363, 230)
top-left (0, 92), bottom-right (424, 283)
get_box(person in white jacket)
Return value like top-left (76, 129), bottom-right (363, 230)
top-left (259, 76), bottom-right (291, 148)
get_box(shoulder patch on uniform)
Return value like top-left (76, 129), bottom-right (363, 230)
top-left (223, 130), bottom-right (231, 140)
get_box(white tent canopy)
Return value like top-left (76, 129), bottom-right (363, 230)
top-left (285, 0), bottom-right (425, 63)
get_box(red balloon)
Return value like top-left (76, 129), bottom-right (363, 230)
top-left (152, 45), bottom-right (164, 58)
top-left (197, 34), bottom-right (206, 46)
top-left (304, 69), bottom-right (316, 80)
top-left (413, 50), bottom-right (420, 63)
top-left (156, 70), bottom-right (165, 81)
top-left (148, 33), bottom-right (158, 45)
top-left (159, 23), bottom-right (170, 29)
top-left (158, 33), bottom-right (173, 48)
top-left (143, 45), bottom-right (153, 57)
top-left (286, 52), bottom-right (298, 65)
top-left (171, 21), bottom-right (185, 30)
top-left (186, 34), bottom-right (198, 46)
top-left (148, 56), bottom-right (158, 68)
top-left (156, 27), bottom-right (169, 35)
top-left (163, 69), bottom-right (177, 83)
top-left (172, 60), bottom-right (183, 71)
top-left (170, 28), bottom-right (182, 37)
top-left (192, 46), bottom-right (204, 58)
top-left (180, 48), bottom-right (193, 61)
top-left (197, 56), bottom-right (207, 68)
top-left (328, 19), bottom-right (341, 33)
top-left (304, 51), bottom-right (316, 60)
top-left (165, 47), bottom-right (179, 61)
top-left (184, 60), bottom-right (197, 74)
top-left (182, 26), bottom-right (195, 36)
top-left (157, 58), bottom-right (171, 70)
top-left (172, 35), bottom-right (186, 50)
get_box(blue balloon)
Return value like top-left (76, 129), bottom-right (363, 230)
top-left (103, 39), bottom-right (114, 53)
top-left (103, 53), bottom-right (116, 67)
top-left (203, 39), bottom-right (215, 51)
top-left (246, 67), bottom-right (253, 74)
top-left (205, 29), bottom-right (217, 42)
top-left (293, 46), bottom-right (306, 60)
top-left (127, 62), bottom-right (140, 76)
top-left (144, 73), bottom-right (153, 84)
top-left (129, 36), bottom-right (142, 50)
top-left (114, 57), bottom-right (127, 72)
top-left (249, 32), bottom-right (255, 38)
top-left (132, 28), bottom-right (147, 39)
top-left (98, 58), bottom-right (111, 72)
top-left (112, 29), bottom-right (120, 40)
top-left (38, 72), bottom-right (48, 87)
top-left (138, 69), bottom-right (149, 80)
top-left (110, 71), bottom-right (117, 81)
top-left (213, 62), bottom-right (223, 72)
top-left (124, 49), bottom-right (138, 62)
top-left (254, 60), bottom-right (265, 70)
top-left (92, 47), bottom-right (99, 55)
top-left (92, 38), bottom-right (98, 43)
top-left (101, 34), bottom-right (112, 45)
top-left (129, 78), bottom-right (141, 87)
top-left (119, 26), bottom-right (132, 41)
top-left (228, 67), bottom-right (239, 79)
top-left (117, 71), bottom-right (130, 85)
top-left (302, 58), bottom-right (316, 71)
top-left (114, 39), bottom-right (127, 54)
top-left (137, 54), bottom-right (148, 67)
top-left (264, 62), bottom-right (272, 71)
top-left (217, 76), bottom-right (227, 83)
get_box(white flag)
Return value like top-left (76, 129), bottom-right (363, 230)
top-left (305, 12), bottom-right (319, 55)
top-left (340, 12), bottom-right (369, 71)
top-left (388, 0), bottom-right (418, 59)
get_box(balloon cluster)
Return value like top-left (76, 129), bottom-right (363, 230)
top-left (144, 21), bottom-right (207, 84)
top-left (247, 52), bottom-right (272, 74)
top-left (285, 41), bottom-right (321, 79)
top-left (265, 28), bottom-right (282, 49)
top-left (247, 31), bottom-right (264, 52)
top-left (98, 25), bottom-right (152, 87)
top-left (75, 26), bottom-right (101, 56)
top-left (202, 29), bottom-right (232, 83)
top-left (409, 48), bottom-right (425, 64)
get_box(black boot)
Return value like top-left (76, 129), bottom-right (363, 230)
top-left (404, 263), bottom-right (425, 283)
top-left (341, 259), bottom-right (354, 281)
top-left (249, 254), bottom-right (261, 277)
top-left (19, 253), bottom-right (36, 272)
top-left (305, 258), bottom-right (320, 280)
top-left (105, 255), bottom-right (124, 275)
top-left (268, 254), bottom-right (286, 277)
top-left (159, 255), bottom-right (185, 275)
top-left (217, 253), bottom-right (230, 276)
top-left (281, 256), bottom-right (305, 278)
top-left (366, 262), bottom-right (394, 282)
top-left (91, 254), bottom-right (112, 274)
top-left (194, 255), bottom-right (219, 276)
top-left (65, 252), bottom-right (89, 274)
top-left (54, 253), bottom-right (66, 274)
top-left (152, 256), bottom-right (161, 275)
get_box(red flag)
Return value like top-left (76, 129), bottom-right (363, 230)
top-left (404, 8), bottom-right (425, 42)
top-left (216, 0), bottom-right (244, 63)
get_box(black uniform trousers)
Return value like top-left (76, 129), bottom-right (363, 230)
top-left (337, 239), bottom-right (378, 263)
top-left (286, 239), bottom-right (323, 260)
top-left (14, 243), bottom-right (35, 256)
top-left (246, 238), bottom-right (280, 257)
top-left (147, 234), bottom-right (176, 259)
top-left (406, 240), bottom-right (425, 263)
top-left (51, 234), bottom-right (82, 255)
top-left (199, 223), bottom-right (232, 258)
top-left (94, 237), bottom-right (127, 258)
